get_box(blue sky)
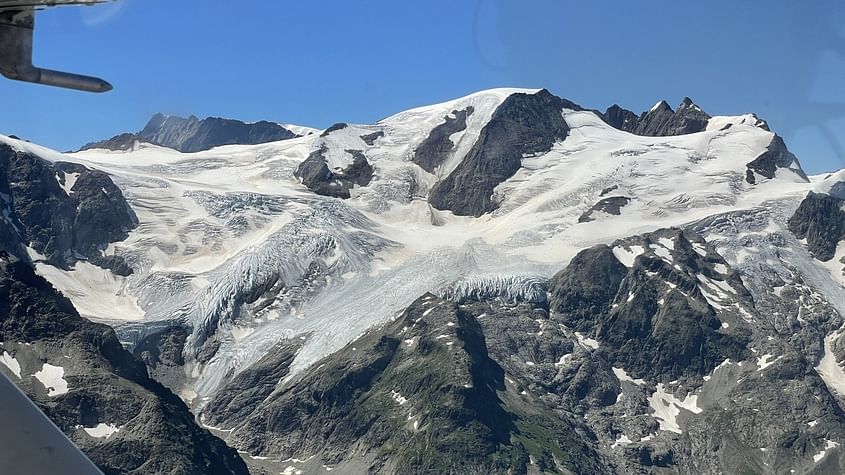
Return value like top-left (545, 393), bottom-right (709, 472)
top-left (1, 0), bottom-right (844, 173)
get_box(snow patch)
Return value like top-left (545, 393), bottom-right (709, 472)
top-left (611, 434), bottom-right (632, 449)
top-left (575, 332), bottom-right (600, 349)
top-left (81, 423), bottom-right (121, 439)
top-left (816, 331), bottom-right (845, 396)
top-left (57, 172), bottom-right (80, 195)
top-left (613, 245), bottom-right (645, 268)
top-left (612, 367), bottom-right (645, 385)
top-left (757, 354), bottom-right (782, 371)
top-left (703, 359), bottom-right (732, 382)
top-left (33, 363), bottom-right (69, 397)
top-left (647, 383), bottom-right (702, 434)
top-left (390, 390), bottom-right (409, 406)
top-left (813, 439), bottom-right (839, 463)
top-left (0, 351), bottom-right (21, 379)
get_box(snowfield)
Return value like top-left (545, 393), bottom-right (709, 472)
top-left (3, 87), bottom-right (842, 403)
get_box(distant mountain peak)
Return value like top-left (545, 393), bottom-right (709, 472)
top-left (80, 113), bottom-right (301, 153)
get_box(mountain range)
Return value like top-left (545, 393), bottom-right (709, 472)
top-left (2, 88), bottom-right (845, 474)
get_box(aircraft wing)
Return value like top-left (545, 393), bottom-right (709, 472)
top-left (0, 1), bottom-right (109, 12)
top-left (0, 1), bottom-right (113, 92)
top-left (0, 372), bottom-right (103, 474)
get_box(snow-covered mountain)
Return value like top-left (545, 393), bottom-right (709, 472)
top-left (3, 87), bottom-right (845, 473)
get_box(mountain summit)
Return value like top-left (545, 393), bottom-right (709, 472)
top-left (2, 87), bottom-right (845, 473)
top-left (80, 113), bottom-right (305, 153)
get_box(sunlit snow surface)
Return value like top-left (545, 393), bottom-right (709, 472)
top-left (33, 364), bottom-right (69, 397)
top-left (0, 89), bottom-right (819, 400)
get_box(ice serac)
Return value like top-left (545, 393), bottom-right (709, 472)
top-left (429, 89), bottom-right (577, 216)
top-left (0, 253), bottom-right (249, 475)
top-left (81, 113), bottom-right (299, 152)
top-left (0, 143), bottom-right (136, 273)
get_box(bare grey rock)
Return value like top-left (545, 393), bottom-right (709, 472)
top-left (788, 191), bottom-right (845, 261)
top-left (294, 147), bottom-right (374, 199)
top-left (412, 106), bottom-right (474, 173)
top-left (0, 144), bottom-right (137, 274)
top-left (746, 134), bottom-right (809, 184)
top-left (81, 113), bottom-right (298, 153)
top-left (578, 196), bottom-right (631, 222)
top-left (0, 254), bottom-right (249, 475)
top-left (429, 89), bottom-right (577, 217)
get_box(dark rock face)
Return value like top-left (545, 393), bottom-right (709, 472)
top-left (0, 255), bottom-right (249, 475)
top-left (294, 147), bottom-right (374, 199)
top-left (548, 244), bottom-right (628, 335)
top-left (579, 196), bottom-right (631, 222)
top-left (746, 134), bottom-right (809, 184)
top-left (549, 229), bottom-right (750, 381)
top-left (82, 114), bottom-right (298, 153)
top-left (601, 104), bottom-right (640, 132)
top-left (208, 294), bottom-right (611, 474)
top-left (133, 326), bottom-right (189, 393)
top-left (429, 89), bottom-right (577, 217)
top-left (202, 340), bottom-right (302, 430)
top-left (0, 144), bottom-right (136, 273)
top-left (637, 98), bottom-right (711, 136)
top-left (360, 130), bottom-right (385, 146)
top-left (412, 106), bottom-right (474, 173)
top-left (194, 224), bottom-right (845, 474)
top-left (788, 191), bottom-right (845, 261)
top-left (78, 133), bottom-right (140, 152)
top-left (320, 122), bottom-right (349, 137)
top-left (601, 98), bottom-right (711, 136)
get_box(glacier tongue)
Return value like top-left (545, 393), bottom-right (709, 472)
top-left (5, 87), bottom-right (820, 402)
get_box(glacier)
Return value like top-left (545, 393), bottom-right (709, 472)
top-left (4, 87), bottom-right (843, 406)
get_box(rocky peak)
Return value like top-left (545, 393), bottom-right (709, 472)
top-left (429, 89), bottom-right (577, 216)
top-left (600, 97), bottom-right (711, 136)
top-left (746, 134), bottom-right (809, 184)
top-left (81, 113), bottom-right (300, 153)
top-left (650, 100), bottom-right (673, 114)
top-left (549, 228), bottom-right (751, 381)
top-left (0, 144), bottom-right (137, 273)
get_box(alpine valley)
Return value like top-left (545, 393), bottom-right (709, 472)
top-left (3, 88), bottom-right (845, 474)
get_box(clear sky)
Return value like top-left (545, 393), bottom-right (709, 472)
top-left (1, 0), bottom-right (844, 173)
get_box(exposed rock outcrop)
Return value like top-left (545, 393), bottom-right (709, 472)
top-left (788, 191), bottom-right (845, 261)
top-left (429, 89), bottom-right (577, 216)
top-left (81, 114), bottom-right (299, 153)
top-left (294, 147), bottom-right (374, 199)
top-left (412, 106), bottom-right (474, 173)
top-left (0, 144), bottom-right (136, 273)
top-left (0, 253), bottom-right (249, 475)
